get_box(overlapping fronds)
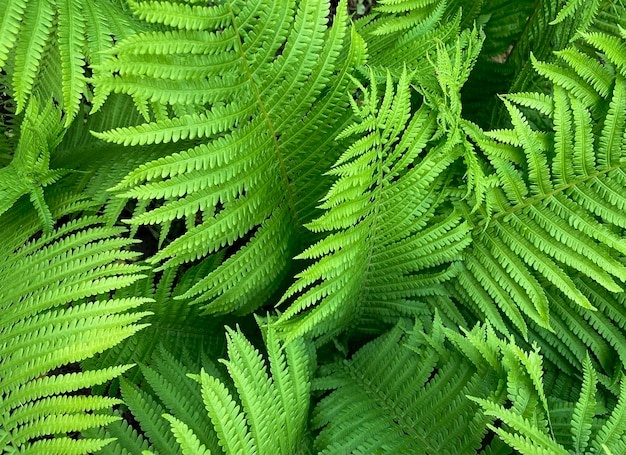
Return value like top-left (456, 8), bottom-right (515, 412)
top-left (354, 0), bottom-right (469, 81)
top-left (473, 353), bottom-right (626, 455)
top-left (273, 67), bottom-right (471, 340)
top-left (82, 265), bottom-right (229, 396)
top-left (487, 0), bottom-right (623, 125)
top-left (0, 97), bottom-right (66, 231)
top-left (96, 322), bottom-right (312, 455)
top-left (0, 0), bottom-right (140, 125)
top-left (0, 1), bottom-right (625, 454)
top-left (102, 345), bottom-right (221, 455)
top-left (313, 317), bottom-right (550, 454)
top-left (452, 27), bottom-right (626, 350)
top-left (92, 0), bottom-right (367, 316)
top-left (0, 203), bottom-right (150, 455)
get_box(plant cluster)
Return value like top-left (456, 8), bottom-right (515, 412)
top-left (1, 0), bottom-right (626, 454)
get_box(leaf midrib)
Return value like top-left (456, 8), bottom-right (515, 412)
top-left (226, 0), bottom-right (301, 227)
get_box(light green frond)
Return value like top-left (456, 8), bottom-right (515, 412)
top-left (163, 414), bottom-right (212, 455)
top-left (0, 0), bottom-right (142, 127)
top-left (274, 69), bottom-right (470, 340)
top-left (186, 325), bottom-right (311, 454)
top-left (0, 98), bottom-right (67, 231)
top-left (93, 0), bottom-right (366, 316)
top-left (0, 203), bottom-right (150, 454)
top-left (11, 0), bottom-right (54, 112)
top-left (571, 354), bottom-right (597, 453)
top-left (475, 399), bottom-right (570, 455)
top-left (18, 437), bottom-right (118, 455)
top-left (0, 0), bottom-right (30, 69)
top-left (103, 322), bottom-right (311, 455)
top-left (551, 0), bottom-right (601, 29)
top-left (127, 0), bottom-right (231, 31)
top-left (474, 346), bottom-right (626, 455)
top-left (372, 0), bottom-right (448, 36)
top-left (49, 0), bottom-right (88, 124)
top-left (200, 370), bottom-right (256, 455)
top-left (453, 26), bottom-right (626, 350)
top-left (592, 378), bottom-right (626, 454)
top-left (581, 32), bottom-right (626, 78)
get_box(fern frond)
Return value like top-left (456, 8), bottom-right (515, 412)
top-left (474, 349), bottom-right (626, 455)
top-left (162, 414), bottom-right (212, 455)
top-left (0, 204), bottom-right (150, 454)
top-left (591, 378), bottom-right (626, 454)
top-left (313, 318), bottom-right (541, 454)
top-left (0, 0), bottom-right (142, 125)
top-left (571, 354), bottom-right (597, 453)
top-left (581, 32), bottom-right (626, 78)
top-left (453, 31), bottom-right (626, 344)
top-left (0, 98), bottom-right (70, 232)
top-left (110, 322), bottom-right (312, 455)
top-left (127, 0), bottom-right (231, 31)
top-left (0, 0), bottom-right (29, 69)
top-left (10, 0), bottom-right (54, 112)
top-left (273, 68), bottom-right (470, 340)
top-left (93, 0), bottom-right (367, 316)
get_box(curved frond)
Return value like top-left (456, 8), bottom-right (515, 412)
top-left (453, 31), bottom-right (626, 349)
top-left (93, 0), bottom-right (367, 315)
top-left (0, 204), bottom-right (150, 454)
top-left (274, 68), bottom-right (470, 340)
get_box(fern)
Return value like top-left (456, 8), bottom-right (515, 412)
top-left (97, 321), bottom-right (312, 455)
top-left (93, 0), bottom-right (367, 316)
top-left (453, 26), bottom-right (626, 349)
top-left (0, 0), bottom-right (141, 125)
top-left (311, 316), bottom-right (571, 454)
top-left (1, 1), bottom-right (626, 454)
top-left (474, 353), bottom-right (626, 454)
top-left (0, 200), bottom-right (150, 454)
top-left (274, 67), bottom-right (470, 340)
top-left (0, 97), bottom-right (67, 231)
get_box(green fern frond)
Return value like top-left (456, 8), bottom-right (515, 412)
top-left (354, 0), bottom-right (480, 83)
top-left (127, 0), bottom-right (231, 31)
top-left (0, 203), bottom-right (151, 454)
top-left (162, 414), bottom-right (211, 455)
top-left (0, 98), bottom-right (69, 232)
top-left (273, 68), bottom-right (470, 340)
top-left (571, 354), bottom-right (597, 453)
top-left (592, 378), bottom-right (626, 454)
top-left (453, 30), bottom-right (626, 343)
top-left (0, 0), bottom-right (142, 125)
top-left (474, 350), bottom-right (626, 455)
top-left (81, 266), bottom-right (229, 398)
top-left (93, 0), bottom-right (367, 316)
top-left (107, 322), bottom-right (312, 455)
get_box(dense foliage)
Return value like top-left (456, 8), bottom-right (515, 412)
top-left (1, 0), bottom-right (625, 453)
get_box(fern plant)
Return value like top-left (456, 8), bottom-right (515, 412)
top-left (473, 353), bottom-right (626, 455)
top-left (452, 25), bottom-right (626, 372)
top-left (0, 0), bottom-right (141, 124)
top-left (1, 0), bottom-right (626, 454)
top-left (92, 0), bottom-right (367, 317)
top-left (0, 197), bottom-right (150, 454)
top-left (274, 66), bottom-right (471, 340)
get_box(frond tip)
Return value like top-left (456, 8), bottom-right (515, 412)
top-left (108, 322), bottom-right (312, 455)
